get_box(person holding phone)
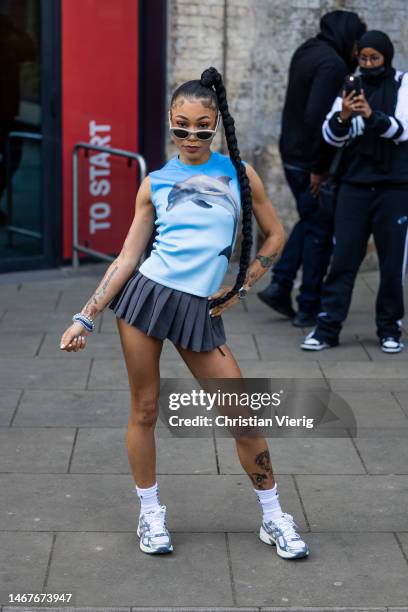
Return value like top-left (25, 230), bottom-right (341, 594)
top-left (302, 30), bottom-right (408, 354)
top-left (258, 10), bottom-right (366, 327)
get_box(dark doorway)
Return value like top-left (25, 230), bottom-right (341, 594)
top-left (0, 0), bottom-right (61, 273)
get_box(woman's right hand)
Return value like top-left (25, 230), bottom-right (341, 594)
top-left (340, 89), bottom-right (357, 121)
top-left (60, 321), bottom-right (90, 352)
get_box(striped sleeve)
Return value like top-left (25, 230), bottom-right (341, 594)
top-left (393, 72), bottom-right (408, 143)
top-left (322, 96), bottom-right (352, 147)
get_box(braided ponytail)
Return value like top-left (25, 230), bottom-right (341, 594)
top-left (199, 67), bottom-right (253, 310)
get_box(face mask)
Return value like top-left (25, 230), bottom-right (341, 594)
top-left (360, 65), bottom-right (386, 79)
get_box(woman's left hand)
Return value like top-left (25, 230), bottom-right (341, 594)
top-left (350, 89), bottom-right (372, 119)
top-left (208, 285), bottom-right (240, 317)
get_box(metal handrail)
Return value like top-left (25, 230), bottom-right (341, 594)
top-left (6, 131), bottom-right (43, 246)
top-left (72, 142), bottom-right (147, 268)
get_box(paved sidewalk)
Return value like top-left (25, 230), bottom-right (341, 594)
top-left (0, 263), bottom-right (407, 611)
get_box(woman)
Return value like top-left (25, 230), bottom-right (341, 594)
top-left (59, 67), bottom-right (310, 559)
top-left (302, 30), bottom-right (408, 354)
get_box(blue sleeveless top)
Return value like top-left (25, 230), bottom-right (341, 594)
top-left (138, 150), bottom-right (244, 297)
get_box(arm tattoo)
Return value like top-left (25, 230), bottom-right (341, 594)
top-left (242, 254), bottom-right (280, 289)
top-left (256, 253), bottom-right (279, 269)
top-left (81, 260), bottom-right (120, 320)
top-left (243, 269), bottom-right (257, 288)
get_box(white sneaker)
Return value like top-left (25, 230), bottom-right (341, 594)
top-left (380, 337), bottom-right (404, 354)
top-left (137, 505), bottom-right (173, 554)
top-left (300, 329), bottom-right (336, 351)
top-left (259, 512), bottom-right (310, 559)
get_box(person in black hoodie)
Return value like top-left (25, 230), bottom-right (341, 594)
top-left (302, 30), bottom-right (408, 354)
top-left (258, 10), bottom-right (366, 327)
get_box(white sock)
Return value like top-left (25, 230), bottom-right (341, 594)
top-left (254, 483), bottom-right (283, 523)
top-left (135, 482), bottom-right (161, 514)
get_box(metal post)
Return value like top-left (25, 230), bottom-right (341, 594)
top-left (71, 142), bottom-right (147, 268)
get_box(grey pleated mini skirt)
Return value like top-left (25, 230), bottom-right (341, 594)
top-left (108, 270), bottom-right (227, 353)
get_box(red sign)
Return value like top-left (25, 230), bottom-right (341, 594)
top-left (61, 0), bottom-right (139, 260)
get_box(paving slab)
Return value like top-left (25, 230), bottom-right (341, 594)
top-left (0, 310), bottom-right (87, 332)
top-left (215, 437), bottom-right (365, 475)
top-left (331, 391), bottom-right (408, 431)
top-left (0, 331), bottom-right (44, 357)
top-left (0, 287), bottom-right (61, 310)
top-left (88, 359), bottom-right (194, 388)
top-left (296, 475), bottom-right (408, 531)
top-left (397, 532), bottom-right (408, 560)
top-left (12, 390), bottom-right (130, 427)
top-left (233, 360), bottom-right (324, 379)
top-left (0, 389), bottom-right (21, 425)
top-left (46, 533), bottom-right (234, 607)
top-left (361, 338), bottom-right (408, 361)
top-left (0, 357), bottom-right (90, 390)
top-left (228, 532), bottom-right (408, 608)
top-left (0, 474), bottom-right (305, 533)
top-left (395, 392), bottom-right (408, 418)
top-left (70, 429), bottom-right (218, 474)
top-left (255, 334), bottom-right (368, 362)
top-left (0, 532), bottom-right (53, 605)
top-left (40, 331), bottom-right (124, 360)
top-left (0, 427), bottom-right (75, 472)
top-left (353, 431), bottom-right (408, 474)
top-left (320, 362), bottom-right (408, 391)
top-left (0, 282), bottom-right (20, 291)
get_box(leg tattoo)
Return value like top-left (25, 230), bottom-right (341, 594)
top-left (251, 450), bottom-right (273, 489)
top-left (255, 449), bottom-right (272, 473)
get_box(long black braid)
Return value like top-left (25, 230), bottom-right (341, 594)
top-left (170, 66), bottom-right (253, 310)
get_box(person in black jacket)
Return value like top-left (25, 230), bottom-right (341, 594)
top-left (258, 10), bottom-right (366, 327)
top-left (301, 30), bottom-right (408, 354)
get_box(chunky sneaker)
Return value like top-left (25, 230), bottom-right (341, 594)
top-left (380, 337), bottom-right (404, 354)
top-left (301, 329), bottom-right (337, 351)
top-left (136, 505), bottom-right (173, 554)
top-left (259, 512), bottom-right (309, 559)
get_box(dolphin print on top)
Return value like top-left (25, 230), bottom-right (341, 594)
top-left (138, 150), bottom-right (244, 297)
top-left (166, 175), bottom-right (240, 261)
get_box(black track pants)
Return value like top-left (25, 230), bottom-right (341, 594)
top-left (315, 182), bottom-right (408, 343)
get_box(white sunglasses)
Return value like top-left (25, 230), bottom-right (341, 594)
top-left (168, 111), bottom-right (221, 140)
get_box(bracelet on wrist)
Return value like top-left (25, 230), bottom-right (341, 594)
top-left (72, 313), bottom-right (95, 333)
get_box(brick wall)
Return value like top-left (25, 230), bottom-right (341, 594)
top-left (166, 0), bottom-right (408, 268)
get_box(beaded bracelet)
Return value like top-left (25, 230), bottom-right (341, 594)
top-left (72, 313), bottom-right (95, 333)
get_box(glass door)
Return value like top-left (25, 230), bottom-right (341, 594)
top-left (0, 0), bottom-right (61, 273)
